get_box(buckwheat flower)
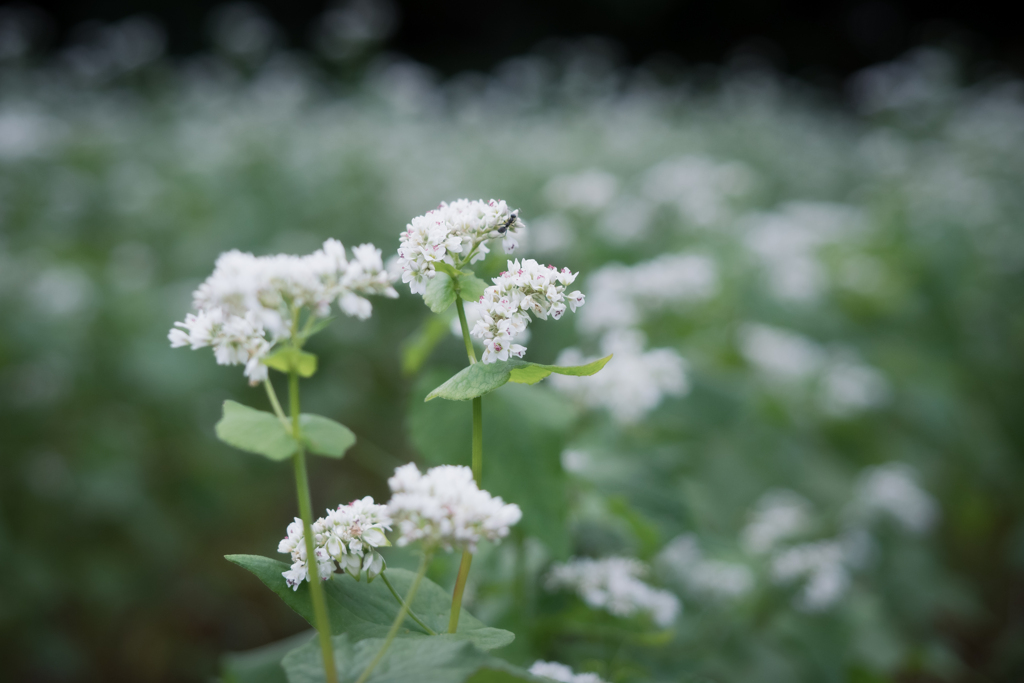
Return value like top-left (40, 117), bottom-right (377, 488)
top-left (741, 490), bottom-right (813, 555)
top-left (771, 540), bottom-right (851, 612)
top-left (385, 463), bottom-right (522, 553)
top-left (397, 199), bottom-right (523, 295)
top-left (470, 258), bottom-right (585, 363)
top-left (168, 308), bottom-right (272, 384)
top-left (278, 517), bottom-right (336, 590)
top-left (169, 239), bottom-right (396, 383)
top-left (529, 661), bottom-right (608, 683)
top-left (550, 329), bottom-right (686, 423)
top-left (845, 463), bottom-right (938, 534)
top-left (277, 496), bottom-right (392, 590)
top-left (546, 557), bottom-right (680, 628)
top-left (656, 534), bottom-right (755, 600)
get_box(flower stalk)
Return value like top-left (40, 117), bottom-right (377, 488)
top-left (290, 365), bottom-right (338, 683)
top-left (355, 552), bottom-right (433, 683)
top-left (449, 295), bottom-right (482, 633)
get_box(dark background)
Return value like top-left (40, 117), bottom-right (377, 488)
top-left (7, 0), bottom-right (1024, 80)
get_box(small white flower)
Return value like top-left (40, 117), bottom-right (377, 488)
top-left (170, 240), bottom-right (396, 383)
top-left (546, 556), bottom-right (680, 627)
top-left (277, 497), bottom-right (392, 589)
top-left (397, 199), bottom-right (523, 295)
top-left (470, 259), bottom-right (585, 364)
top-left (385, 463), bottom-right (522, 553)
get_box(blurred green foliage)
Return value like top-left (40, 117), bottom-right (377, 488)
top-left (1, 36), bottom-right (1024, 683)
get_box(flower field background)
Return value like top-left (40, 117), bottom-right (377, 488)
top-left (2, 15), bottom-right (1024, 682)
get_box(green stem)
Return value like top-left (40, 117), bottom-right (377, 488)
top-left (448, 552), bottom-right (473, 634)
top-left (264, 379), bottom-right (291, 433)
top-left (380, 571), bottom-right (437, 635)
top-left (355, 553), bottom-right (432, 683)
top-left (454, 297), bottom-right (477, 365)
top-left (450, 295), bottom-right (483, 634)
top-left (471, 398), bottom-right (482, 483)
top-left (291, 369), bottom-right (338, 683)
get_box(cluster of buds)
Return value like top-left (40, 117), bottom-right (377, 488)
top-left (471, 259), bottom-right (585, 363)
top-left (278, 497), bottom-right (392, 590)
top-left (386, 463), bottom-right (522, 553)
top-left (397, 199), bottom-right (521, 295)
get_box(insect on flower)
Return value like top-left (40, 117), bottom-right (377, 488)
top-left (497, 211), bottom-right (518, 235)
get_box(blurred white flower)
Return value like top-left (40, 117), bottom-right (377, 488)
top-left (386, 463), bottom-right (522, 553)
top-left (596, 195), bottom-right (655, 244)
top-left (471, 258), bottom-right (584, 363)
top-left (544, 169), bottom-right (619, 212)
top-left (578, 253), bottom-right (718, 333)
top-left (820, 357), bottom-right (891, 416)
top-left (641, 155), bottom-right (754, 227)
top-left (771, 540), bottom-right (851, 612)
top-left (741, 490), bottom-right (812, 554)
top-left (529, 661), bottom-right (607, 683)
top-left (846, 463), bottom-right (938, 534)
top-left (742, 201), bottom-right (866, 303)
top-left (551, 329), bottom-right (688, 423)
top-left (546, 556), bottom-right (680, 627)
top-left (738, 323), bottom-right (825, 382)
top-left (657, 534), bottom-right (755, 600)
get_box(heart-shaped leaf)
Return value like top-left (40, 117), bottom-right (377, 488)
top-left (424, 273), bottom-right (458, 314)
top-left (299, 414), bottom-right (356, 458)
top-left (226, 555), bottom-right (514, 651)
top-left (216, 401), bottom-right (298, 460)
top-left (281, 633), bottom-right (537, 683)
top-left (425, 355), bottom-right (612, 401)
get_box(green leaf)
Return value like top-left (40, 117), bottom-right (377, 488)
top-left (426, 355), bottom-right (612, 401)
top-left (220, 630), bottom-right (314, 683)
top-left (507, 354), bottom-right (613, 385)
top-left (424, 273), bottom-right (458, 314)
top-left (425, 362), bottom-right (515, 402)
top-left (281, 634), bottom-right (537, 683)
top-left (456, 272), bottom-right (488, 302)
top-left (299, 414), bottom-right (356, 458)
top-left (216, 401), bottom-right (298, 461)
top-left (226, 555), bottom-right (514, 651)
top-left (263, 348), bottom-right (319, 378)
top-left (401, 312), bottom-right (456, 376)
top-left (410, 374), bottom-right (575, 558)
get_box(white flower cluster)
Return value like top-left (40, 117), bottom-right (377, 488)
top-left (845, 463), bottom-right (938, 534)
top-left (529, 661), bottom-right (607, 683)
top-left (771, 540), bottom-right (852, 612)
top-left (738, 323), bottom-right (891, 416)
top-left (741, 490), bottom-right (813, 555)
top-left (397, 199), bottom-right (522, 295)
top-left (656, 534), bottom-right (755, 600)
top-left (550, 329), bottom-right (688, 424)
top-left (471, 259), bottom-right (585, 363)
top-left (577, 252), bottom-right (717, 334)
top-left (169, 240), bottom-right (397, 384)
top-left (546, 556), bottom-right (680, 628)
top-left (386, 463), bottom-right (522, 553)
top-left (278, 496), bottom-right (392, 590)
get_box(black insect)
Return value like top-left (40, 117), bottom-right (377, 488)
top-left (498, 211), bottom-right (518, 235)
